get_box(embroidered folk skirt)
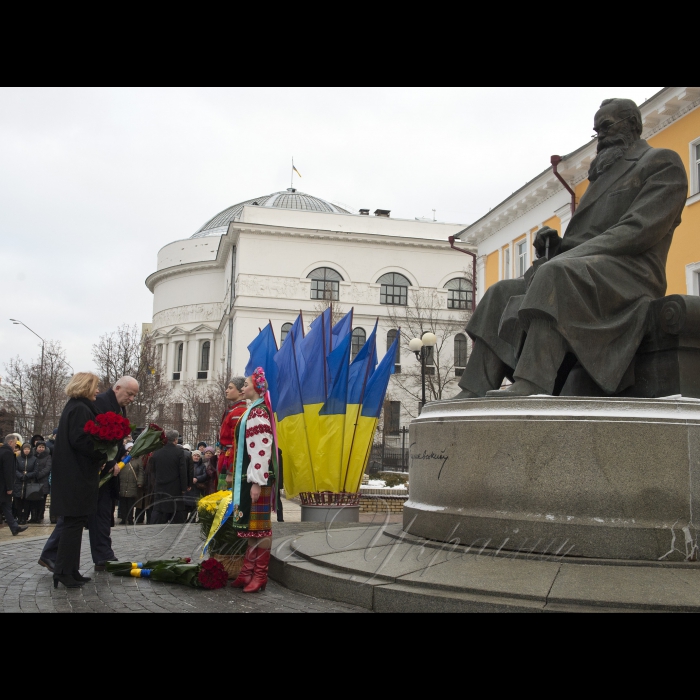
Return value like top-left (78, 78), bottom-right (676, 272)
top-left (236, 486), bottom-right (273, 539)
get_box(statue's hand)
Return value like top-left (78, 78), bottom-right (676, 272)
top-left (534, 227), bottom-right (562, 260)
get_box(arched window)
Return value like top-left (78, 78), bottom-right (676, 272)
top-left (446, 278), bottom-right (473, 311)
top-left (308, 267), bottom-right (343, 301)
top-left (281, 323), bottom-right (294, 345)
top-left (387, 330), bottom-right (401, 374)
top-left (352, 328), bottom-right (366, 360)
top-left (455, 334), bottom-right (468, 377)
top-left (378, 273), bottom-right (411, 306)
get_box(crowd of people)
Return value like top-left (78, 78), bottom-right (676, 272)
top-left (0, 430), bottom-right (57, 533)
top-left (1, 370), bottom-right (280, 593)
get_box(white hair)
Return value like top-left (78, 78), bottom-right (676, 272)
top-left (113, 376), bottom-right (139, 390)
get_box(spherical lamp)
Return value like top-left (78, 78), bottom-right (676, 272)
top-left (422, 332), bottom-right (437, 347)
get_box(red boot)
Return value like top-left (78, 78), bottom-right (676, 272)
top-left (243, 549), bottom-right (270, 594)
top-left (231, 547), bottom-right (258, 589)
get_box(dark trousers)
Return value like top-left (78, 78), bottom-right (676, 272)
top-left (41, 518), bottom-right (62, 561)
top-left (1, 501), bottom-right (19, 534)
top-left (13, 498), bottom-right (31, 524)
top-left (54, 515), bottom-right (88, 577)
top-left (88, 486), bottom-right (116, 564)
top-left (119, 497), bottom-right (137, 524)
top-left (30, 497), bottom-right (46, 523)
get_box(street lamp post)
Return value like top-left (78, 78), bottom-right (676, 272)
top-left (409, 332), bottom-right (438, 414)
top-left (10, 319), bottom-right (46, 432)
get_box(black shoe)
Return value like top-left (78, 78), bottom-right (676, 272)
top-left (94, 558), bottom-right (118, 572)
top-left (53, 575), bottom-right (85, 589)
top-left (38, 558), bottom-right (56, 573)
top-left (72, 571), bottom-right (92, 584)
top-left (12, 527), bottom-right (29, 536)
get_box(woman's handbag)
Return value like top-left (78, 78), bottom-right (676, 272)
top-left (25, 481), bottom-right (44, 501)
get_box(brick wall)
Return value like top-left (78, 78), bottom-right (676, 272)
top-left (359, 491), bottom-right (409, 514)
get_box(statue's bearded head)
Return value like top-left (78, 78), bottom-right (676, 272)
top-left (588, 99), bottom-right (643, 182)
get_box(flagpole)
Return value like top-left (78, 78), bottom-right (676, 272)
top-left (342, 322), bottom-right (378, 493)
top-left (291, 157), bottom-right (295, 190)
top-left (290, 331), bottom-right (317, 493)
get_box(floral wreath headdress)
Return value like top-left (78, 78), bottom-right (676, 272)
top-left (252, 367), bottom-right (267, 397)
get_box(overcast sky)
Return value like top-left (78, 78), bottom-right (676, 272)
top-left (0, 86), bottom-right (663, 376)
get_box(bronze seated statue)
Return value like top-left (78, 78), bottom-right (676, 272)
top-left (456, 98), bottom-right (691, 400)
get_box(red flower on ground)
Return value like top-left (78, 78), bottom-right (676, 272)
top-left (198, 559), bottom-right (228, 590)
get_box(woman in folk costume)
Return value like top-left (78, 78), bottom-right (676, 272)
top-left (217, 377), bottom-right (248, 492)
top-left (231, 368), bottom-right (278, 594)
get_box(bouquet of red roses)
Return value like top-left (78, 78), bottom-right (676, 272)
top-left (84, 412), bottom-right (133, 462)
top-left (107, 559), bottom-right (229, 591)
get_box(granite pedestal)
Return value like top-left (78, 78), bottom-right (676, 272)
top-left (404, 397), bottom-right (700, 563)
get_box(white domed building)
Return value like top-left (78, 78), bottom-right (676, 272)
top-left (146, 188), bottom-right (477, 423)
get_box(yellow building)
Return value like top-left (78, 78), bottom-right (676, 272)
top-left (460, 87), bottom-right (700, 299)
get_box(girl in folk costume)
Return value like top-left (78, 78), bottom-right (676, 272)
top-left (217, 377), bottom-right (248, 492)
top-left (231, 368), bottom-right (278, 594)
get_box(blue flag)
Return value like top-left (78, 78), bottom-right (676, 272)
top-left (245, 323), bottom-right (279, 407)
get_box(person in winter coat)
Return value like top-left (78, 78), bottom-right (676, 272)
top-left (203, 447), bottom-right (218, 496)
top-left (118, 448), bottom-right (144, 526)
top-left (0, 436), bottom-right (28, 537)
top-left (184, 450), bottom-right (209, 519)
top-left (13, 443), bottom-right (37, 525)
top-left (31, 442), bottom-right (52, 524)
top-left (149, 430), bottom-right (188, 524)
top-left (45, 372), bottom-right (107, 589)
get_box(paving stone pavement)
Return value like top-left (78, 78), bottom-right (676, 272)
top-left (0, 521), bottom-right (370, 614)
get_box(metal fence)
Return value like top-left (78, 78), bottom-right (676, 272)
top-left (368, 427), bottom-right (410, 474)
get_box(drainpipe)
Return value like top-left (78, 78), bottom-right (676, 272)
top-left (551, 155), bottom-right (576, 216)
top-left (448, 235), bottom-right (477, 310)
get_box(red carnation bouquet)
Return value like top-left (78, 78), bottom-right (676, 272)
top-left (84, 412), bottom-right (133, 462)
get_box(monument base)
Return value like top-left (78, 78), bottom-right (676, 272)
top-left (405, 397), bottom-right (700, 562)
top-left (270, 526), bottom-right (700, 613)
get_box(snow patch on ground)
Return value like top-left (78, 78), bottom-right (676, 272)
top-left (404, 501), bottom-right (446, 512)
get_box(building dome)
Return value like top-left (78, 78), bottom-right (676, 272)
top-left (191, 189), bottom-right (352, 239)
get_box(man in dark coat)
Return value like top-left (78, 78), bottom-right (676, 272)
top-left (457, 98), bottom-right (689, 398)
top-left (90, 377), bottom-right (139, 569)
top-left (0, 436), bottom-right (28, 536)
top-left (150, 430), bottom-right (188, 525)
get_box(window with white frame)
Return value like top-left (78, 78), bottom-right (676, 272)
top-left (693, 139), bottom-right (700, 196)
top-left (504, 248), bottom-right (511, 280)
top-left (517, 239), bottom-right (528, 278)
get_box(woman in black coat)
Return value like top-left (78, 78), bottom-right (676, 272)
top-left (13, 443), bottom-right (37, 525)
top-left (50, 373), bottom-right (107, 589)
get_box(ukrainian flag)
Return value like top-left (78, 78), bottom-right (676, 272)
top-left (245, 322), bottom-right (279, 407)
top-left (274, 316), bottom-right (314, 498)
top-left (297, 307), bottom-right (335, 491)
top-left (344, 331), bottom-right (400, 493)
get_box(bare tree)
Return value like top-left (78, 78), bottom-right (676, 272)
top-left (92, 324), bottom-right (172, 427)
top-left (2, 341), bottom-right (72, 435)
top-left (308, 301), bottom-right (348, 332)
top-left (385, 289), bottom-right (473, 418)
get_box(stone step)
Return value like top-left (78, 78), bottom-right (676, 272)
top-left (270, 525), bottom-right (700, 613)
